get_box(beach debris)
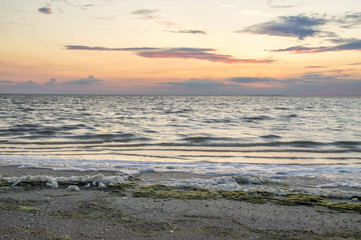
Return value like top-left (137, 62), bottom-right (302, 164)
top-left (67, 185), bottom-right (80, 191)
top-left (12, 179), bottom-right (22, 187)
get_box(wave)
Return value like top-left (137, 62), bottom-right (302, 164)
top-left (0, 123), bottom-right (93, 136)
top-left (1, 140), bottom-right (360, 154)
top-left (242, 116), bottom-right (271, 122)
top-left (261, 135), bottom-right (282, 139)
top-left (181, 136), bottom-right (236, 143)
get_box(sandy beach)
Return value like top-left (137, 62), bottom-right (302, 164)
top-left (1, 166), bottom-right (360, 240)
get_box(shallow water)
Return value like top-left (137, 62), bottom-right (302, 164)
top-left (0, 95), bottom-right (360, 185)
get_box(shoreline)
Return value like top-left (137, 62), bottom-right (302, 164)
top-left (1, 166), bottom-right (360, 239)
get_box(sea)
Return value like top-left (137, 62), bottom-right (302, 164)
top-left (1, 94), bottom-right (361, 193)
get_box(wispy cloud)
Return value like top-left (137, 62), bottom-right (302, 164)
top-left (336, 12), bottom-right (361, 28)
top-left (38, 7), bottom-right (52, 14)
top-left (240, 14), bottom-right (330, 40)
top-left (49, 0), bottom-right (116, 11)
top-left (305, 66), bottom-right (327, 69)
top-left (65, 45), bottom-right (273, 64)
top-left (8, 21), bottom-right (36, 28)
top-left (171, 30), bottom-right (206, 35)
top-left (270, 39), bottom-right (361, 53)
top-left (266, 0), bottom-right (296, 9)
top-left (130, 8), bottom-right (179, 28)
top-left (136, 48), bottom-right (272, 63)
top-left (239, 12), bottom-right (361, 40)
top-left (131, 9), bottom-right (159, 20)
top-left (65, 45), bottom-right (160, 51)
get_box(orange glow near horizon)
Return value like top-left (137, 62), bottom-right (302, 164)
top-left (1, 1), bottom-right (361, 95)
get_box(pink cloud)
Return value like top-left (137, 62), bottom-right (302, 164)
top-left (65, 45), bottom-right (273, 64)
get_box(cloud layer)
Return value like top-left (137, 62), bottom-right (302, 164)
top-left (241, 15), bottom-right (328, 40)
top-left (240, 12), bottom-right (361, 40)
top-left (171, 30), bottom-right (206, 35)
top-left (0, 76), bottom-right (105, 94)
top-left (65, 45), bottom-right (273, 64)
top-left (271, 39), bottom-right (361, 53)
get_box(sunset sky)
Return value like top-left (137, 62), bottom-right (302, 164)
top-left (1, 0), bottom-right (361, 95)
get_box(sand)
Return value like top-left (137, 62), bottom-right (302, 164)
top-left (0, 166), bottom-right (360, 240)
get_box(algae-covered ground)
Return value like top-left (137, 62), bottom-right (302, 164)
top-left (132, 184), bottom-right (361, 213)
top-left (0, 167), bottom-right (361, 239)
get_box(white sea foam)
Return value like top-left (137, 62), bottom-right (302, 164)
top-left (155, 175), bottom-right (361, 200)
top-left (1, 156), bottom-right (360, 195)
top-left (316, 180), bottom-right (361, 189)
top-left (1, 156), bottom-right (360, 179)
top-left (2, 173), bottom-right (129, 189)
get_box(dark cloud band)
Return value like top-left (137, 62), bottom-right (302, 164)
top-left (271, 39), bottom-right (361, 53)
top-left (240, 15), bottom-right (328, 40)
top-left (65, 45), bottom-right (273, 64)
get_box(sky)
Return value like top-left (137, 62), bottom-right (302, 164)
top-left (1, 0), bottom-right (361, 95)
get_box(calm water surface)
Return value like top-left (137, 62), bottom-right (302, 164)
top-left (1, 95), bottom-right (360, 180)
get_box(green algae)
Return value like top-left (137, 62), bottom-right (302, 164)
top-left (51, 198), bottom-right (177, 237)
top-left (220, 191), bottom-right (272, 204)
top-left (324, 202), bottom-right (361, 213)
top-left (0, 179), bottom-right (12, 187)
top-left (279, 194), bottom-right (361, 213)
top-left (0, 198), bottom-right (45, 212)
top-left (134, 186), bottom-right (274, 203)
top-left (19, 205), bottom-right (40, 213)
top-left (109, 181), bottom-right (139, 196)
top-left (281, 194), bottom-right (326, 206)
top-left (134, 185), bottom-right (220, 200)
top-left (139, 184), bottom-right (175, 191)
top-left (132, 184), bottom-right (361, 214)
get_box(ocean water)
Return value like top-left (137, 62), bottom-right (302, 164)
top-left (0, 95), bottom-right (360, 185)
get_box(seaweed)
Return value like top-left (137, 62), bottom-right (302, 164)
top-left (132, 184), bottom-right (361, 214)
top-left (108, 181), bottom-right (139, 196)
top-left (134, 185), bottom-right (220, 200)
top-left (0, 179), bottom-right (12, 187)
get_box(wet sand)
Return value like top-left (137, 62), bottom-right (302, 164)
top-left (0, 166), bottom-right (360, 240)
